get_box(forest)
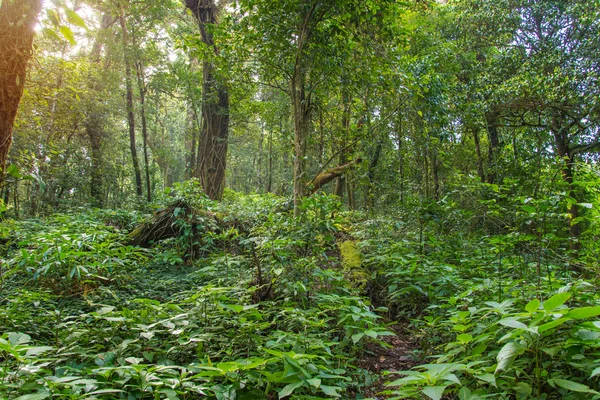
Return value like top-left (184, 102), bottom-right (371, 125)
top-left (1, 0), bottom-right (600, 398)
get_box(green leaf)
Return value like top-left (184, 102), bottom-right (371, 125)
top-left (578, 203), bottom-right (593, 209)
top-left (591, 367), bottom-right (600, 378)
top-left (307, 378), bottom-right (321, 388)
top-left (15, 393), bottom-right (51, 400)
top-left (475, 373), bottom-right (496, 387)
top-left (553, 378), bottom-right (598, 394)
top-left (538, 317), bottom-right (570, 334)
top-left (46, 9), bottom-right (60, 26)
top-left (521, 205), bottom-right (536, 214)
top-left (321, 385), bottom-right (341, 397)
top-left (457, 333), bottom-right (473, 344)
top-left (496, 342), bottom-right (525, 372)
top-left (498, 318), bottom-right (528, 330)
top-left (525, 299), bottom-right (540, 313)
top-left (422, 386), bottom-right (447, 400)
top-left (351, 332), bottom-right (364, 344)
top-left (543, 292), bottom-right (571, 312)
top-left (278, 381), bottom-right (303, 399)
top-left (65, 9), bottom-right (87, 29)
top-left (566, 306), bottom-right (600, 320)
top-left (59, 25), bottom-right (76, 45)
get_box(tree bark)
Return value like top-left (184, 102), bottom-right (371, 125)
top-left (292, 74), bottom-right (310, 215)
top-left (119, 15), bottom-right (142, 197)
top-left (266, 125), bottom-right (273, 193)
top-left (135, 61), bottom-right (151, 202)
top-left (485, 110), bottom-right (500, 184)
top-left (0, 0), bottom-right (42, 180)
top-left (186, 0), bottom-right (229, 201)
top-left (552, 109), bottom-right (581, 252)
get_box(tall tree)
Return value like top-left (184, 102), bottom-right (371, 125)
top-left (185, 0), bottom-right (229, 200)
top-left (119, 13), bottom-right (143, 197)
top-left (0, 0), bottom-right (43, 178)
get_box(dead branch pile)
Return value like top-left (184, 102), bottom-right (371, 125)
top-left (128, 199), bottom-right (222, 247)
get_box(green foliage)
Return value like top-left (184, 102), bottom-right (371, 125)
top-left (0, 193), bottom-right (391, 399)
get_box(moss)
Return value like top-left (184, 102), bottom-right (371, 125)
top-left (339, 240), bottom-right (361, 270)
top-left (339, 240), bottom-right (367, 289)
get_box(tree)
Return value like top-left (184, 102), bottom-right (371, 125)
top-left (185, 0), bottom-right (229, 201)
top-left (0, 0), bottom-right (43, 179)
top-left (236, 0), bottom-right (402, 215)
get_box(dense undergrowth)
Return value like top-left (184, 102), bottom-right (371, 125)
top-left (2, 181), bottom-right (600, 399)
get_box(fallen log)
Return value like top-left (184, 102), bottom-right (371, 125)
top-left (307, 157), bottom-right (362, 195)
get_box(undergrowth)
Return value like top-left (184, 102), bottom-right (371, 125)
top-left (3, 184), bottom-right (600, 399)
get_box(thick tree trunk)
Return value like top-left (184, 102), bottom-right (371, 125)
top-left (186, 0), bottom-right (229, 201)
top-left (119, 15), bottom-right (142, 197)
top-left (292, 77), bottom-right (310, 216)
top-left (0, 0), bottom-right (42, 179)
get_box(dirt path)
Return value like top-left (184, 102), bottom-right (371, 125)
top-left (360, 325), bottom-right (420, 399)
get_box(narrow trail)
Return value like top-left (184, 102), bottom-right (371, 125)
top-left (360, 325), bottom-right (420, 399)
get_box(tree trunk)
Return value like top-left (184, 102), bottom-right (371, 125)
top-left (186, 0), bottom-right (229, 201)
top-left (0, 0), bottom-right (42, 180)
top-left (552, 110), bottom-right (581, 252)
top-left (86, 112), bottom-right (104, 207)
top-left (292, 76), bottom-right (310, 216)
top-left (119, 15), bottom-right (142, 197)
top-left (472, 125), bottom-right (485, 183)
top-left (256, 121), bottom-right (264, 192)
top-left (266, 126), bottom-right (273, 193)
top-left (135, 61), bottom-right (152, 202)
top-left (485, 110), bottom-right (500, 184)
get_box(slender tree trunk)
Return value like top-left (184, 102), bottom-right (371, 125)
top-left (0, 0), bottom-right (42, 180)
top-left (135, 61), bottom-right (151, 202)
top-left (186, 103), bottom-right (197, 179)
top-left (266, 125), bottom-right (273, 193)
top-left (119, 15), bottom-right (142, 197)
top-left (552, 110), bottom-right (581, 252)
top-left (186, 0), bottom-right (229, 201)
top-left (395, 112), bottom-right (405, 204)
top-left (335, 95), bottom-right (351, 200)
top-left (472, 125), bottom-right (485, 183)
top-left (485, 110), bottom-right (500, 184)
top-left (87, 112), bottom-right (104, 206)
top-left (367, 135), bottom-right (383, 209)
top-left (256, 122), bottom-right (264, 192)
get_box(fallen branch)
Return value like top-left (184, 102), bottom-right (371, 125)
top-left (307, 157), bottom-right (362, 195)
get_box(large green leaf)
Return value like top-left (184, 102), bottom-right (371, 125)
top-left (566, 306), bottom-right (600, 320)
top-left (495, 342), bottom-right (525, 372)
top-left (422, 386), bottom-right (448, 400)
top-left (553, 378), bottom-right (599, 394)
top-left (543, 293), bottom-right (571, 312)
